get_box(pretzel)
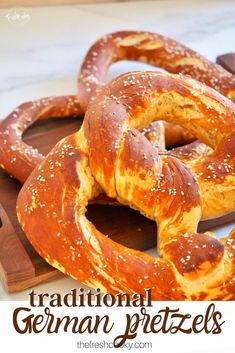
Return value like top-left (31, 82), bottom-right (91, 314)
top-left (77, 30), bottom-right (235, 107)
top-left (2, 30), bottom-right (233, 182)
top-left (17, 72), bottom-right (235, 300)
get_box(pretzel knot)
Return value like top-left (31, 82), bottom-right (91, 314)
top-left (17, 72), bottom-right (235, 300)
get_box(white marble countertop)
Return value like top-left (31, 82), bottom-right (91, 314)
top-left (0, 0), bottom-right (235, 300)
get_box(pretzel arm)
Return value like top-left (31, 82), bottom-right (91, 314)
top-left (78, 31), bottom-right (235, 109)
top-left (0, 96), bottom-right (82, 183)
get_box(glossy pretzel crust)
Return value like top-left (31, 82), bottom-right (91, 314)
top-left (17, 72), bottom-right (235, 300)
top-left (78, 31), bottom-right (235, 107)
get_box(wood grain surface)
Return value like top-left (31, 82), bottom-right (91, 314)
top-left (0, 116), bottom-right (234, 292)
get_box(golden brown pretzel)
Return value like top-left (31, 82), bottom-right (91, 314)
top-left (77, 30), bottom-right (235, 108)
top-left (17, 72), bottom-right (235, 300)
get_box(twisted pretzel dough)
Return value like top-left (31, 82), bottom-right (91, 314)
top-left (17, 72), bottom-right (235, 300)
top-left (2, 30), bottom-right (234, 182)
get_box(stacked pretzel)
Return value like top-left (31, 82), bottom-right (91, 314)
top-left (1, 32), bottom-right (235, 300)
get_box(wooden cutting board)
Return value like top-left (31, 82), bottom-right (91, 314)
top-left (0, 116), bottom-right (234, 293)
